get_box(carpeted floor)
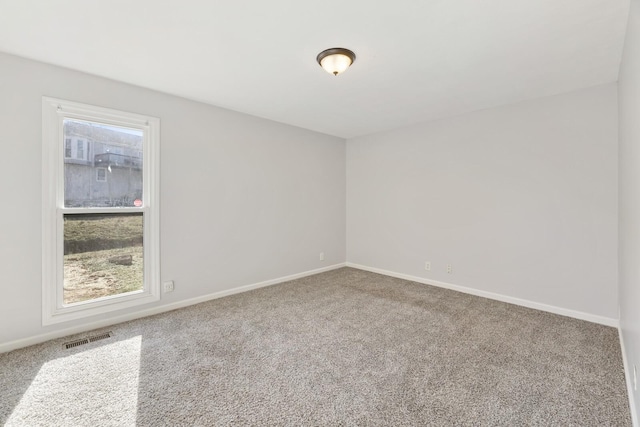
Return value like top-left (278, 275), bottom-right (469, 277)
top-left (0, 267), bottom-right (632, 426)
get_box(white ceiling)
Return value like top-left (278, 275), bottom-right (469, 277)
top-left (0, 0), bottom-right (630, 139)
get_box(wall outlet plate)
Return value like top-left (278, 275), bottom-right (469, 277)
top-left (163, 281), bottom-right (174, 293)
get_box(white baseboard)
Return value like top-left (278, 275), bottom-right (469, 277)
top-left (619, 328), bottom-right (640, 427)
top-left (0, 263), bottom-right (347, 354)
top-left (346, 262), bottom-right (618, 327)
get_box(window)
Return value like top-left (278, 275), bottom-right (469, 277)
top-left (42, 97), bottom-right (160, 325)
top-left (65, 138), bottom-right (72, 158)
top-left (96, 167), bottom-right (107, 182)
top-left (76, 139), bottom-right (84, 160)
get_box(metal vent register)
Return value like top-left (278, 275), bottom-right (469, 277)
top-left (64, 331), bottom-right (113, 349)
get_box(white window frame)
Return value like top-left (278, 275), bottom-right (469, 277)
top-left (42, 97), bottom-right (160, 325)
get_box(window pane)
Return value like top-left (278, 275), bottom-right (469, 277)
top-left (63, 213), bottom-right (143, 305)
top-left (76, 140), bottom-right (84, 159)
top-left (63, 119), bottom-right (144, 207)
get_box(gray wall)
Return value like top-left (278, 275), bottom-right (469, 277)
top-left (0, 52), bottom-right (346, 345)
top-left (618, 0), bottom-right (640, 421)
top-left (347, 84), bottom-right (619, 321)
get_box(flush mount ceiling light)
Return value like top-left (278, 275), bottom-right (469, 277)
top-left (316, 48), bottom-right (356, 76)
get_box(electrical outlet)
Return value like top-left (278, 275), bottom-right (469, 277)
top-left (446, 264), bottom-right (452, 274)
top-left (319, 252), bottom-right (325, 261)
top-left (163, 281), bottom-right (174, 293)
top-left (424, 261), bottom-right (431, 271)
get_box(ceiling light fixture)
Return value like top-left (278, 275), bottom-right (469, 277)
top-left (316, 48), bottom-right (356, 76)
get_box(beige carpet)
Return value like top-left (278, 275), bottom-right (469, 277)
top-left (0, 267), bottom-right (632, 426)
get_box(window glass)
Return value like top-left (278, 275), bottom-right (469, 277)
top-left (63, 119), bottom-right (143, 207)
top-left (63, 213), bottom-right (143, 304)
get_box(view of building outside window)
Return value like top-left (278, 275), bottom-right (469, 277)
top-left (63, 120), bottom-right (143, 207)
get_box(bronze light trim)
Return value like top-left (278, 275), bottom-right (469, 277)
top-left (316, 48), bottom-right (356, 76)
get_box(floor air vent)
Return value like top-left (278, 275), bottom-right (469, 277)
top-left (64, 331), bottom-right (113, 349)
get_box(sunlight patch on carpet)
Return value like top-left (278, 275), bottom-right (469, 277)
top-left (6, 335), bottom-right (142, 426)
